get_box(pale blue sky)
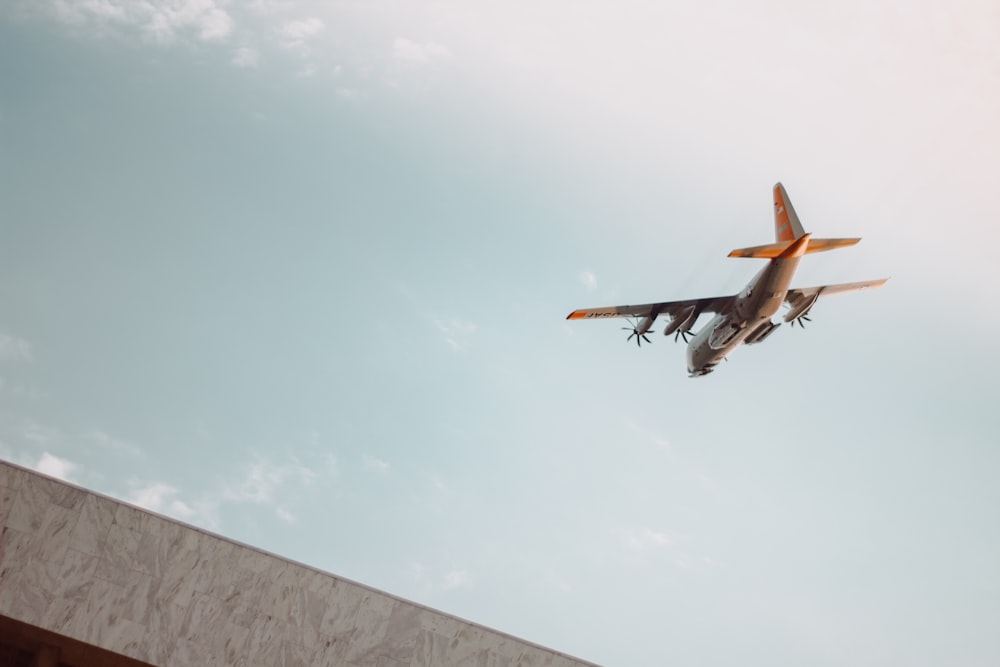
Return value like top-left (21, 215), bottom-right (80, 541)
top-left (2, 2), bottom-right (999, 665)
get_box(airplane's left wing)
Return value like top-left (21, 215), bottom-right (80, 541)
top-left (566, 294), bottom-right (734, 322)
top-left (783, 278), bottom-right (889, 323)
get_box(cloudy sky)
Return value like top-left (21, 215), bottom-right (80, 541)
top-left (2, 1), bottom-right (999, 665)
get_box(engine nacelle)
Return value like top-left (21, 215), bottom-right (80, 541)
top-left (663, 305), bottom-right (698, 336)
top-left (635, 315), bottom-right (655, 335)
top-left (745, 320), bottom-right (781, 345)
top-left (784, 293), bottom-right (819, 323)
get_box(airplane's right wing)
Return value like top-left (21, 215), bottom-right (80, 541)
top-left (566, 294), bottom-right (734, 322)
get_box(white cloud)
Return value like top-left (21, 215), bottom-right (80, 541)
top-left (545, 571), bottom-right (573, 593)
top-left (280, 17), bottom-right (325, 51)
top-left (0, 377), bottom-right (41, 399)
top-left (625, 527), bottom-right (671, 551)
top-left (169, 498), bottom-right (196, 519)
top-left (410, 561), bottom-right (430, 585)
top-left (127, 481), bottom-right (178, 511)
top-left (409, 562), bottom-right (470, 593)
top-left (89, 430), bottom-right (142, 456)
top-left (247, 0), bottom-right (292, 15)
top-left (23, 421), bottom-right (59, 445)
top-left (44, 0), bottom-right (234, 43)
top-left (296, 63), bottom-right (318, 78)
top-left (124, 480), bottom-right (205, 523)
top-left (694, 472), bottom-right (719, 497)
top-left (443, 569), bottom-right (469, 590)
top-left (120, 456), bottom-right (318, 528)
top-left (275, 507), bottom-right (296, 523)
top-left (624, 419), bottom-right (670, 449)
top-left (0, 332), bottom-right (33, 362)
top-left (393, 38), bottom-right (451, 65)
top-left (104, 453), bottom-right (322, 530)
top-left (362, 454), bottom-right (390, 474)
top-left (232, 46), bottom-right (259, 68)
top-left (34, 452), bottom-right (78, 481)
top-left (323, 453), bottom-right (339, 476)
top-left (578, 271), bottom-right (598, 290)
top-left (192, 4), bottom-right (231, 41)
top-left (433, 318), bottom-right (478, 352)
top-left (223, 457), bottom-right (316, 504)
top-left (50, 0), bottom-right (126, 23)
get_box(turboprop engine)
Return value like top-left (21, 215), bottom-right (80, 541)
top-left (663, 305), bottom-right (698, 342)
top-left (623, 315), bottom-right (656, 347)
top-left (784, 293), bottom-right (819, 327)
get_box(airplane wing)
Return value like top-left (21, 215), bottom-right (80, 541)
top-left (783, 278), bottom-right (889, 322)
top-left (786, 278), bottom-right (889, 302)
top-left (566, 295), bottom-right (734, 321)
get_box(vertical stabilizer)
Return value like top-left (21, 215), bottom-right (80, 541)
top-left (773, 183), bottom-right (805, 242)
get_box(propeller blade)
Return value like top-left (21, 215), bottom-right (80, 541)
top-left (641, 334), bottom-right (652, 344)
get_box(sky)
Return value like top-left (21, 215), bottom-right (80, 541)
top-left (1, 1), bottom-right (999, 665)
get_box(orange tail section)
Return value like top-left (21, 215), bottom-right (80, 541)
top-left (773, 182), bottom-right (805, 242)
top-left (727, 182), bottom-right (862, 258)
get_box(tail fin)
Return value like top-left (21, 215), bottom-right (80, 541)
top-left (773, 182), bottom-right (805, 242)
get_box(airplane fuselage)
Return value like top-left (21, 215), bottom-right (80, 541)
top-left (686, 247), bottom-right (805, 376)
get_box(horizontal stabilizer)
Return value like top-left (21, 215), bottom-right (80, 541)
top-left (728, 237), bottom-right (861, 258)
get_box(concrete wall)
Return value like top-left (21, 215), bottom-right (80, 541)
top-left (0, 461), bottom-right (599, 667)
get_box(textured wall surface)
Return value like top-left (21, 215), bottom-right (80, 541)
top-left (0, 461), bottom-right (599, 667)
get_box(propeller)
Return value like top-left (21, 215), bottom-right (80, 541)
top-left (792, 315), bottom-right (812, 328)
top-left (673, 329), bottom-right (693, 343)
top-left (622, 318), bottom-right (653, 347)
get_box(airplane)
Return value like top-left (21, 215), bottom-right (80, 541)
top-left (566, 183), bottom-right (888, 377)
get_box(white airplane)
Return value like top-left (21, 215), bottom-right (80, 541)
top-left (566, 183), bottom-right (888, 377)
